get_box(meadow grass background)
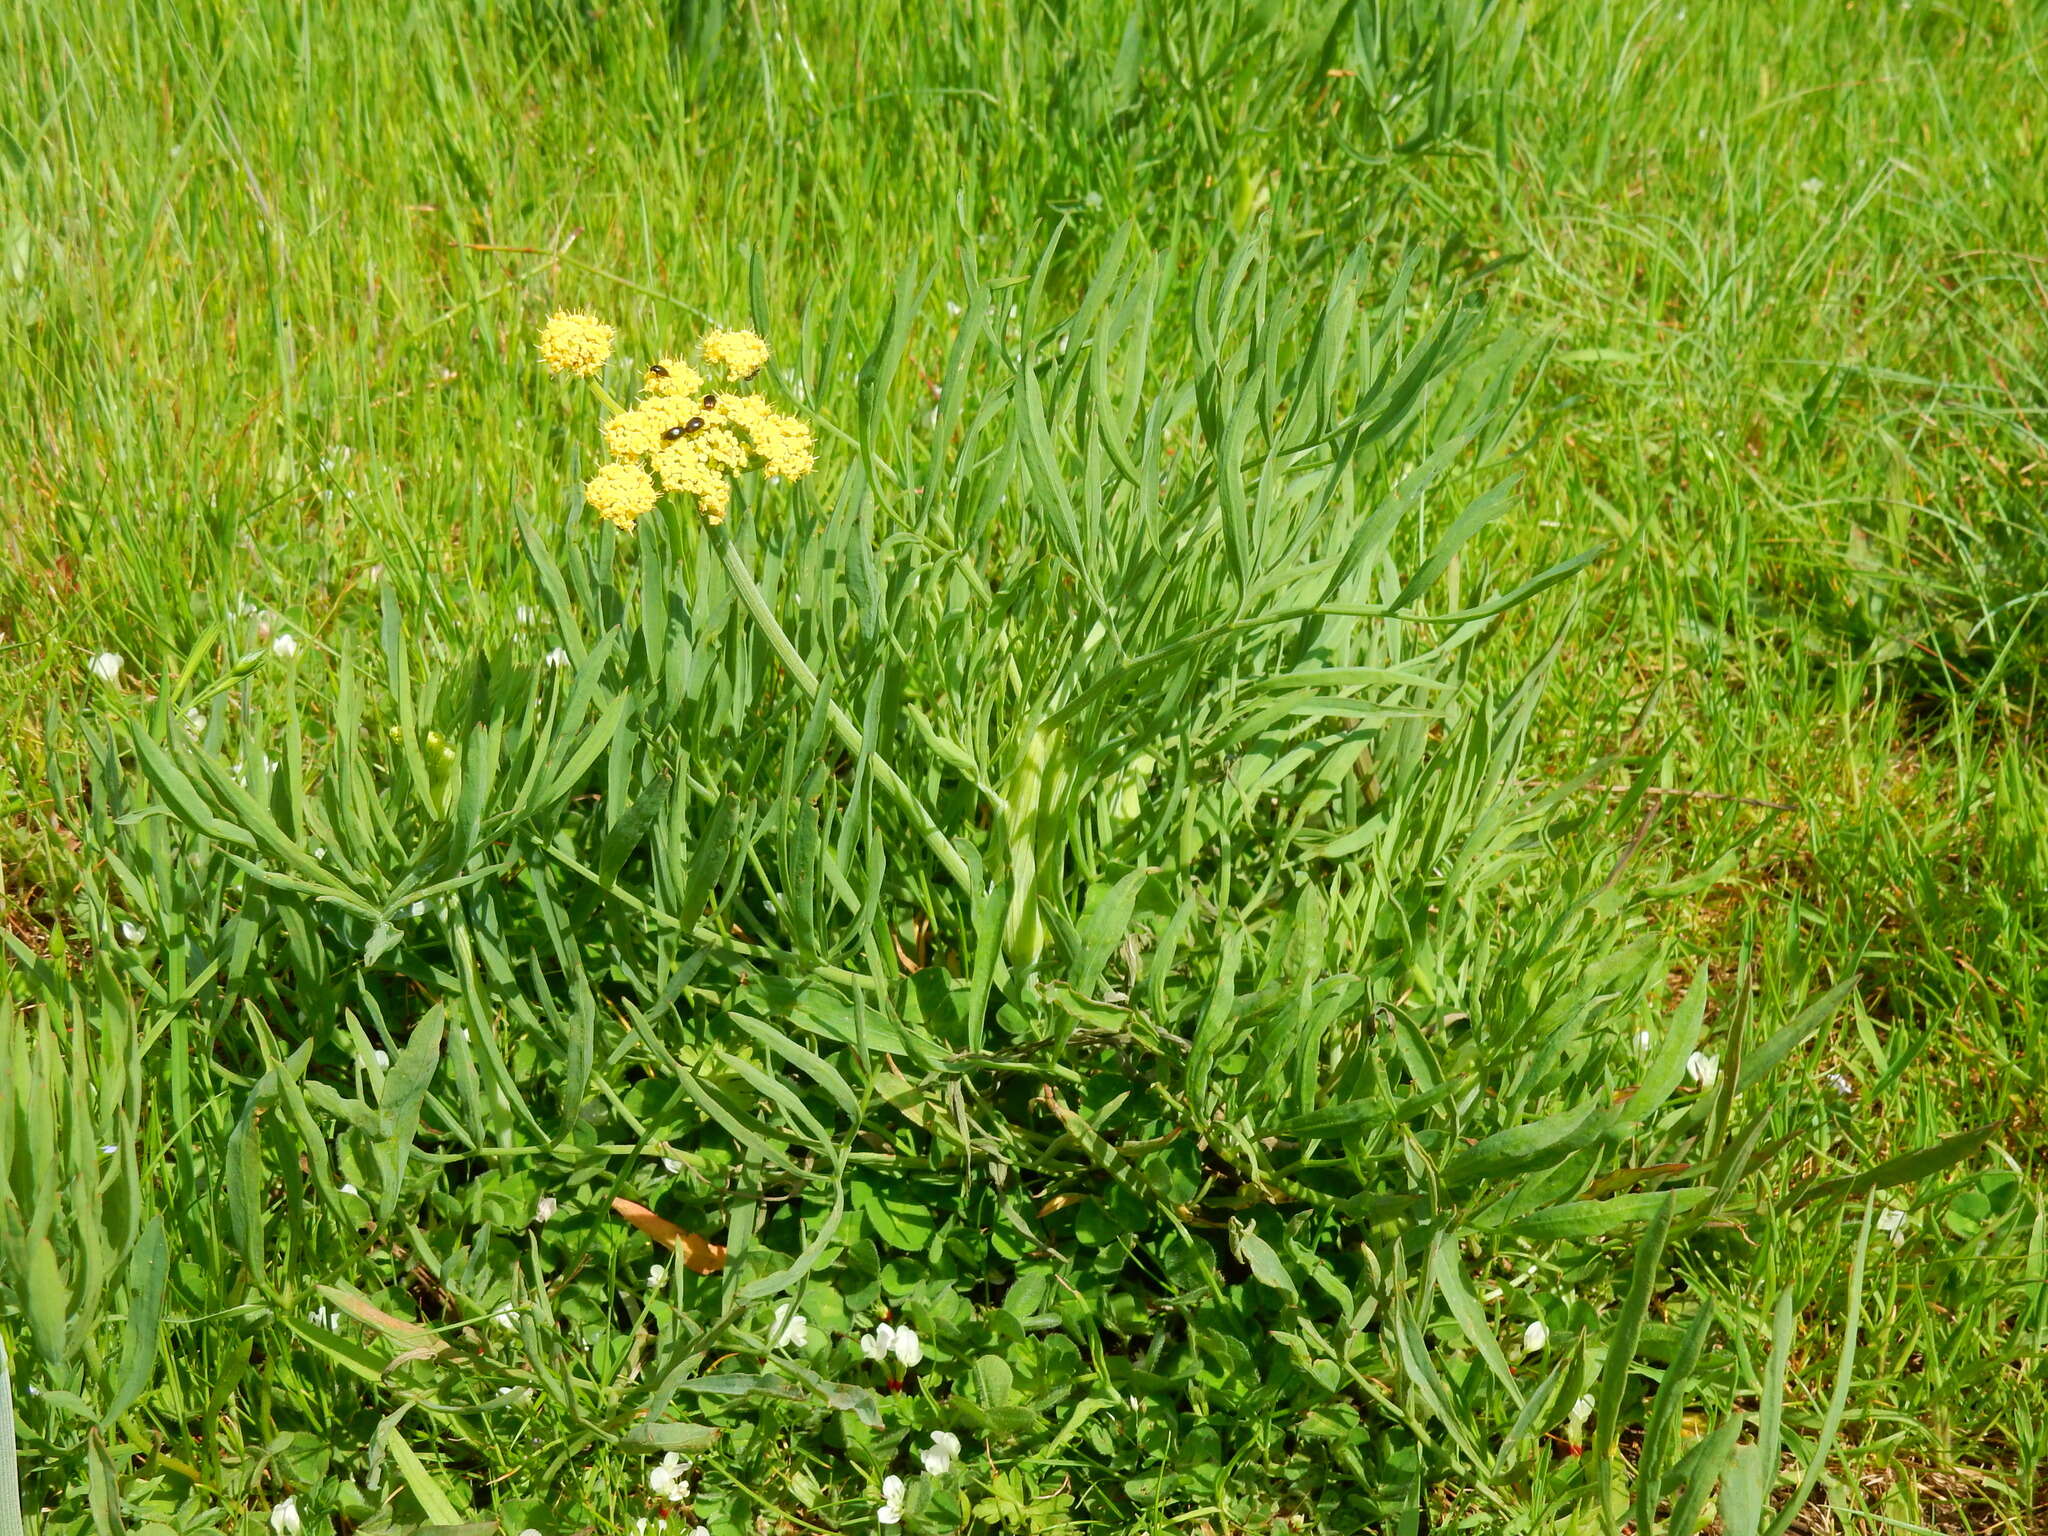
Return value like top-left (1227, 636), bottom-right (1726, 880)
top-left (1, 1), bottom-right (2045, 1533)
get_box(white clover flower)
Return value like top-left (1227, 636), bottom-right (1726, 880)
top-left (543, 647), bottom-right (570, 668)
top-left (119, 920), bottom-right (146, 945)
top-left (689, 1527), bottom-right (710, 1536)
top-left (271, 633), bottom-right (300, 660)
top-left (767, 1302), bottom-right (808, 1349)
top-left (1569, 1393), bottom-right (1596, 1427)
top-left (269, 1498), bottom-right (303, 1536)
top-left (534, 1195), bottom-right (559, 1224)
top-left (1877, 1206), bottom-right (1910, 1245)
top-left (633, 1521), bottom-right (668, 1536)
top-left (647, 1264), bottom-right (668, 1289)
top-left (1686, 1051), bottom-right (1720, 1089)
top-left (1521, 1319), bottom-right (1549, 1354)
top-left (648, 1451), bottom-right (692, 1501)
top-left (921, 1430), bottom-right (962, 1476)
top-left (88, 651), bottom-right (123, 683)
top-left (876, 1475), bottom-right (906, 1526)
top-left (860, 1321), bottom-right (921, 1368)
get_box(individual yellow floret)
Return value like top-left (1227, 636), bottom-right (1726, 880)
top-left (642, 357), bottom-right (706, 398)
top-left (600, 407), bottom-right (665, 462)
top-left (537, 312), bottom-right (615, 377)
top-left (584, 461), bottom-right (659, 531)
top-left (700, 328), bottom-right (771, 381)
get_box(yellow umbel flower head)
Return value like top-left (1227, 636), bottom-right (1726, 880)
top-left (537, 311), bottom-right (616, 377)
top-left (584, 462), bottom-right (660, 531)
top-left (642, 356), bottom-right (706, 398)
top-left (542, 313), bottom-right (811, 527)
top-left (700, 328), bottom-right (771, 381)
top-left (724, 395), bottom-right (817, 481)
top-left (600, 407), bottom-right (665, 462)
top-left (651, 438), bottom-right (735, 523)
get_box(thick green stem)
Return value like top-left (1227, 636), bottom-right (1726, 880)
top-left (707, 520), bottom-right (976, 896)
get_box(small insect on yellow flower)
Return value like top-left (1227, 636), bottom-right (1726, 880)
top-left (699, 327), bottom-right (771, 381)
top-left (536, 311), bottom-right (616, 377)
top-left (584, 461), bottom-right (660, 531)
top-left (641, 357), bottom-right (706, 399)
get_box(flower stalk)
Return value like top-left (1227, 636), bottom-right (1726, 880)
top-left (707, 521), bottom-right (974, 895)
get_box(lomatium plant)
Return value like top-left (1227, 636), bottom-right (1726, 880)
top-left (535, 311), bottom-right (816, 528)
top-left (537, 309), bottom-right (973, 894)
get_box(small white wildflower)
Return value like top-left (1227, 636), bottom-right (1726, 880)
top-left (534, 1195), bottom-right (559, 1224)
top-left (269, 1498), bottom-right (303, 1536)
top-left (340, 1183), bottom-right (358, 1196)
top-left (921, 1430), bottom-right (962, 1476)
top-left (88, 652), bottom-right (123, 683)
top-left (1877, 1206), bottom-right (1910, 1245)
top-left (1800, 177), bottom-right (1825, 195)
top-left (876, 1474), bottom-right (906, 1526)
top-left (1633, 1029), bottom-right (1652, 1054)
top-left (689, 1527), bottom-right (710, 1536)
top-left (490, 1306), bottom-right (520, 1332)
top-left (893, 1324), bottom-right (922, 1367)
top-left (1686, 1051), bottom-right (1720, 1089)
top-left (1521, 1319), bottom-right (1549, 1354)
top-left (372, 1048), bottom-right (390, 1069)
top-left (647, 1263), bottom-right (668, 1289)
top-left (183, 706), bottom-right (207, 738)
top-left (521, 1528), bottom-right (543, 1536)
top-left (660, 1156), bottom-right (683, 1175)
top-left (100, 1144), bottom-right (119, 1155)
top-left (515, 605), bottom-right (538, 627)
top-left (271, 633), bottom-right (300, 660)
top-left (309, 1304), bottom-right (342, 1330)
top-left (543, 647), bottom-right (570, 668)
top-left (1569, 1393), bottom-right (1596, 1427)
top-left (119, 921), bottom-right (146, 945)
top-left (648, 1451), bottom-right (692, 1501)
top-left (1824, 1070), bottom-right (1855, 1097)
top-left (767, 1302), bottom-right (808, 1349)
top-left (409, 900), bottom-right (428, 918)
top-left (860, 1322), bottom-right (896, 1362)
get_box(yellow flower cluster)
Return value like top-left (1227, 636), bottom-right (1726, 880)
top-left (583, 461), bottom-right (659, 530)
top-left (536, 312), bottom-right (616, 377)
top-left (541, 315), bottom-right (815, 529)
top-left (700, 328), bottom-right (771, 381)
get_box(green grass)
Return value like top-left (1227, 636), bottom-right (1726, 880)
top-left (2, 1), bottom-right (2044, 1533)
